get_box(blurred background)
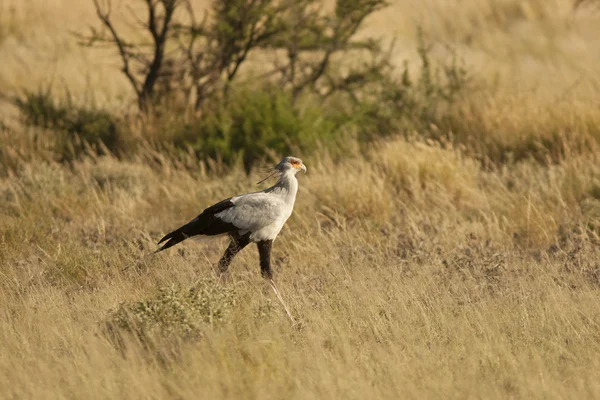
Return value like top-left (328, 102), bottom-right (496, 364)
top-left (2, 0), bottom-right (600, 171)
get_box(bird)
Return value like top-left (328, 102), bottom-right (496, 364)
top-left (155, 156), bottom-right (306, 281)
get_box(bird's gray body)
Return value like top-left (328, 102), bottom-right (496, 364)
top-left (215, 175), bottom-right (298, 242)
top-left (156, 156), bottom-right (306, 279)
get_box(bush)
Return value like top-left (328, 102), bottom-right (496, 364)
top-left (168, 85), bottom-right (353, 171)
top-left (355, 30), bottom-right (470, 141)
top-left (139, 35), bottom-right (471, 171)
top-left (105, 282), bottom-right (236, 354)
top-left (14, 88), bottom-right (120, 160)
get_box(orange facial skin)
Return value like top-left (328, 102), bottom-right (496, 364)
top-left (290, 160), bottom-right (302, 169)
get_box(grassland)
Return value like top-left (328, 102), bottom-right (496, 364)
top-left (2, 0), bottom-right (600, 399)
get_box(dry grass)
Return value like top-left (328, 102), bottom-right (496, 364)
top-left (1, 141), bottom-right (600, 399)
top-left (2, 0), bottom-right (600, 398)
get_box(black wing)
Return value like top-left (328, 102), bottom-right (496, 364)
top-left (155, 198), bottom-right (237, 253)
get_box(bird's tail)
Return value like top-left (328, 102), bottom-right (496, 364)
top-left (155, 199), bottom-right (235, 254)
top-left (155, 224), bottom-right (194, 253)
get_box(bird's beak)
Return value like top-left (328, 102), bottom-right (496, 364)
top-left (301, 164), bottom-right (307, 173)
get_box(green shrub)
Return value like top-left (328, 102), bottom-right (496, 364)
top-left (355, 30), bottom-right (470, 141)
top-left (14, 88), bottom-right (120, 160)
top-left (171, 86), bottom-right (353, 171)
top-left (105, 282), bottom-right (236, 353)
top-left (151, 34), bottom-right (470, 171)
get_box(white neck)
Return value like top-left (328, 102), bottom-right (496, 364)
top-left (267, 169), bottom-right (298, 204)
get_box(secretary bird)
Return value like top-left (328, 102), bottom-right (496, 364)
top-left (155, 156), bottom-right (306, 321)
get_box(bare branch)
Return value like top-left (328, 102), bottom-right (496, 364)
top-left (138, 0), bottom-right (179, 107)
top-left (92, 0), bottom-right (141, 98)
top-left (78, 0), bottom-right (391, 112)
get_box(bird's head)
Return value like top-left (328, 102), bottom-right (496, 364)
top-left (277, 156), bottom-right (307, 174)
top-left (257, 156), bottom-right (306, 184)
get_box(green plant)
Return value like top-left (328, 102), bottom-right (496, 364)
top-left (143, 31), bottom-right (471, 171)
top-left (105, 282), bottom-right (236, 352)
top-left (355, 29), bottom-right (470, 140)
top-left (170, 85), bottom-right (350, 171)
top-left (13, 88), bottom-right (120, 160)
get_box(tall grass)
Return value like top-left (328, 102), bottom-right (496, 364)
top-left (1, 138), bottom-right (600, 398)
top-left (2, 0), bottom-right (600, 398)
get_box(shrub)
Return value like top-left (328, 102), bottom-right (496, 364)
top-left (105, 282), bottom-right (236, 353)
top-left (168, 85), bottom-right (352, 171)
top-left (143, 34), bottom-right (471, 171)
top-left (355, 29), bottom-right (470, 140)
top-left (14, 88), bottom-right (120, 160)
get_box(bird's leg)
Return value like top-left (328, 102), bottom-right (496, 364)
top-left (217, 236), bottom-right (249, 276)
top-left (257, 240), bottom-right (273, 279)
top-left (257, 240), bottom-right (295, 324)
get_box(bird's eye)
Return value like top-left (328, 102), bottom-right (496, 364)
top-left (290, 160), bottom-right (299, 165)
